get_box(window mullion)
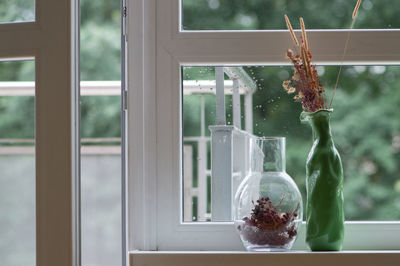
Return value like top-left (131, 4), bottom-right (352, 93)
top-left (127, 0), bottom-right (158, 251)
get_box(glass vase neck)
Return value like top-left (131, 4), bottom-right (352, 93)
top-left (251, 137), bottom-right (286, 172)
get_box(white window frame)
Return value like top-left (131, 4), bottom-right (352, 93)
top-left (127, 0), bottom-right (400, 252)
top-left (0, 0), bottom-right (80, 265)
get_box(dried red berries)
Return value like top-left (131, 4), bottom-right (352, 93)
top-left (238, 197), bottom-right (300, 246)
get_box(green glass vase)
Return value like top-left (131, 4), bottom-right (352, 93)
top-left (300, 109), bottom-right (344, 251)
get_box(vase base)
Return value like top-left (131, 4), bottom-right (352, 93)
top-left (245, 245), bottom-right (289, 252)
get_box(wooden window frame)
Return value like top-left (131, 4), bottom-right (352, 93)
top-left (0, 0), bottom-right (80, 265)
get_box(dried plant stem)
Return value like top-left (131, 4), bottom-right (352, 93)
top-left (285, 14), bottom-right (299, 47)
top-left (330, 0), bottom-right (362, 108)
top-left (299, 18), bottom-right (315, 90)
top-left (329, 20), bottom-right (355, 108)
top-left (353, 0), bottom-right (362, 19)
top-left (300, 17), bottom-right (309, 51)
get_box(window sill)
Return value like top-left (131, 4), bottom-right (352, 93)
top-left (130, 250), bottom-right (400, 266)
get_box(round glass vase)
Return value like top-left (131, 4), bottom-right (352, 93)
top-left (234, 137), bottom-right (303, 252)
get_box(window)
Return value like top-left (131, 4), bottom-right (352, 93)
top-left (127, 0), bottom-right (400, 251)
top-left (1, 2), bottom-right (126, 266)
top-left (80, 0), bottom-right (123, 265)
top-left (0, 0), bottom-right (79, 265)
top-left (182, 65), bottom-right (400, 222)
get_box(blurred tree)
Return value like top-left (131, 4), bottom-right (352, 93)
top-left (182, 0), bottom-right (398, 30)
top-left (80, 0), bottom-right (121, 81)
top-left (0, 0), bottom-right (34, 23)
top-left (80, 0), bottom-right (121, 139)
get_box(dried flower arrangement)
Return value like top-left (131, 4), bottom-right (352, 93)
top-left (237, 197), bottom-right (300, 246)
top-left (282, 0), bottom-right (363, 111)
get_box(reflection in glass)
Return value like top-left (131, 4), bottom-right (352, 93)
top-left (182, 65), bottom-right (400, 222)
top-left (0, 60), bottom-right (35, 265)
top-left (182, 0), bottom-right (395, 30)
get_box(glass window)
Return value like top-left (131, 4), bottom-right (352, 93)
top-left (182, 65), bottom-right (400, 222)
top-left (80, 0), bottom-right (122, 265)
top-left (0, 0), bottom-right (35, 23)
top-left (182, 0), bottom-right (393, 30)
top-left (0, 60), bottom-right (35, 265)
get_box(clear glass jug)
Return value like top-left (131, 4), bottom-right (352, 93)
top-left (234, 137), bottom-right (303, 251)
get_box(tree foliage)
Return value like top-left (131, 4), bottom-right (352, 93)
top-left (0, 0), bottom-right (34, 23)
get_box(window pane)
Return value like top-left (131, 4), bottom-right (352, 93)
top-left (182, 65), bottom-right (400, 222)
top-left (80, 91), bottom-right (122, 266)
top-left (0, 60), bottom-right (35, 265)
top-left (80, 0), bottom-right (122, 265)
top-left (0, 0), bottom-right (35, 23)
top-left (182, 0), bottom-right (394, 30)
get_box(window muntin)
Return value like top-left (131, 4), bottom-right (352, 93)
top-left (182, 0), bottom-right (394, 30)
top-left (0, 60), bottom-right (35, 265)
top-left (0, 0), bottom-right (35, 23)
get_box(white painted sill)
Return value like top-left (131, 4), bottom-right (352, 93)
top-left (130, 251), bottom-right (400, 266)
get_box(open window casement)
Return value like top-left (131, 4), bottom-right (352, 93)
top-left (0, 0), bottom-right (80, 265)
